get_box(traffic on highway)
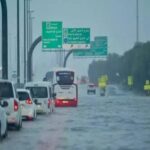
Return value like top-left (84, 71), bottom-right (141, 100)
top-left (1, 0), bottom-right (150, 149)
top-left (1, 83), bottom-right (150, 150)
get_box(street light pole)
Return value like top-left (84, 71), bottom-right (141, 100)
top-left (17, 0), bottom-right (20, 84)
top-left (28, 10), bottom-right (34, 47)
top-left (0, 0), bottom-right (8, 79)
top-left (24, 0), bottom-right (27, 83)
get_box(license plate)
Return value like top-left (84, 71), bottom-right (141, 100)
top-left (37, 105), bottom-right (41, 108)
top-left (63, 101), bottom-right (68, 104)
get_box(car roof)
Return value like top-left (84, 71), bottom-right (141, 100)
top-left (88, 83), bottom-right (95, 86)
top-left (25, 81), bottom-right (51, 87)
top-left (53, 67), bottom-right (75, 72)
top-left (17, 89), bottom-right (30, 93)
top-left (0, 79), bottom-right (13, 84)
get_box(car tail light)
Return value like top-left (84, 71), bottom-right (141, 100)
top-left (26, 98), bottom-right (32, 104)
top-left (48, 99), bottom-right (51, 107)
top-left (14, 100), bottom-right (19, 111)
top-left (73, 98), bottom-right (77, 101)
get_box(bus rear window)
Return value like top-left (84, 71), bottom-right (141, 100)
top-left (56, 71), bottom-right (74, 85)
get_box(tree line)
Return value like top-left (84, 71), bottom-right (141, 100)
top-left (88, 41), bottom-right (150, 93)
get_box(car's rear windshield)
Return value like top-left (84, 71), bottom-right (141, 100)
top-left (0, 82), bottom-right (14, 98)
top-left (17, 92), bottom-right (29, 101)
top-left (26, 87), bottom-right (48, 98)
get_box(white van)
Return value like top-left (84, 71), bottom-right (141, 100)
top-left (25, 82), bottom-right (54, 114)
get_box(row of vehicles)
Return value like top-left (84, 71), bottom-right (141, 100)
top-left (87, 83), bottom-right (106, 96)
top-left (0, 67), bottom-right (78, 140)
top-left (0, 80), bottom-right (55, 140)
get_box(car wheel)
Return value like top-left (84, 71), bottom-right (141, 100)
top-left (16, 123), bottom-right (20, 131)
top-left (16, 118), bottom-right (22, 131)
top-left (46, 108), bottom-right (50, 115)
top-left (33, 111), bottom-right (37, 120)
top-left (19, 118), bottom-right (22, 128)
top-left (3, 123), bottom-right (8, 138)
top-left (50, 106), bottom-right (53, 113)
top-left (52, 106), bottom-right (54, 113)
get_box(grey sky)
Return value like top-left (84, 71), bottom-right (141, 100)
top-left (0, 0), bottom-right (150, 82)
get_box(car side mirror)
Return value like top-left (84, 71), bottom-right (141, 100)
top-left (52, 93), bottom-right (56, 98)
top-left (2, 101), bottom-right (8, 107)
top-left (34, 99), bottom-right (38, 104)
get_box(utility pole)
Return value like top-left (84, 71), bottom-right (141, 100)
top-left (29, 10), bottom-right (34, 47)
top-left (17, 0), bottom-right (20, 84)
top-left (24, 0), bottom-right (30, 83)
top-left (24, 0), bottom-right (34, 83)
top-left (1, 0), bottom-right (8, 79)
top-left (24, 0), bottom-right (27, 83)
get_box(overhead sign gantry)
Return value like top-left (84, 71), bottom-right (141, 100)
top-left (73, 36), bottom-right (108, 57)
top-left (63, 28), bottom-right (90, 50)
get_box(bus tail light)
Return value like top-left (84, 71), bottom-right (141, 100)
top-left (56, 99), bottom-right (60, 104)
top-left (73, 98), bottom-right (77, 101)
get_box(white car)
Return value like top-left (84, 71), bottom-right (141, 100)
top-left (87, 83), bottom-right (96, 94)
top-left (17, 89), bottom-right (37, 120)
top-left (25, 82), bottom-right (55, 114)
top-left (0, 101), bottom-right (8, 139)
top-left (0, 80), bottom-right (22, 130)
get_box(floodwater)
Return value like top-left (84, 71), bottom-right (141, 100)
top-left (1, 85), bottom-right (150, 150)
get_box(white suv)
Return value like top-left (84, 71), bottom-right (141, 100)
top-left (0, 101), bottom-right (8, 139)
top-left (0, 80), bottom-right (22, 130)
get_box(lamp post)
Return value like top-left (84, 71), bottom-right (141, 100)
top-left (17, 0), bottom-right (20, 84)
top-left (28, 10), bottom-right (34, 47)
top-left (24, 0), bottom-right (34, 83)
top-left (24, 0), bottom-right (27, 83)
top-left (0, 0), bottom-right (8, 79)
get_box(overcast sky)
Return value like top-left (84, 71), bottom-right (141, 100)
top-left (0, 0), bottom-right (150, 82)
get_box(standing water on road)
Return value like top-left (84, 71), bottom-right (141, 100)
top-left (1, 84), bottom-right (150, 150)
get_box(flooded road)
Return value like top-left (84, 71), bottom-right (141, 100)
top-left (1, 85), bottom-right (150, 150)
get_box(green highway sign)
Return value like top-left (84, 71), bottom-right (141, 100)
top-left (73, 36), bottom-right (108, 57)
top-left (42, 21), bottom-right (62, 50)
top-left (63, 28), bottom-right (90, 49)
